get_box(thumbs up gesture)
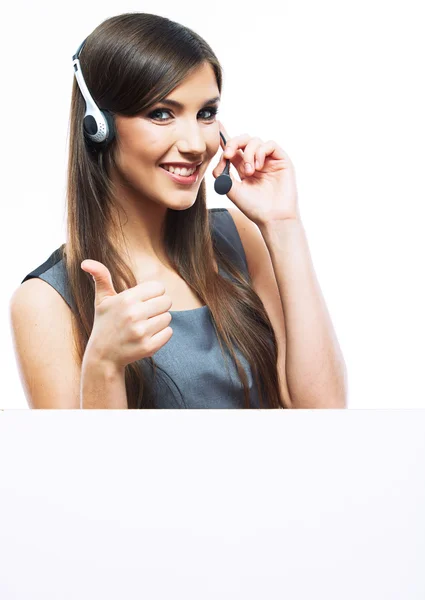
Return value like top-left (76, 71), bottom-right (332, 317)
top-left (81, 259), bottom-right (174, 368)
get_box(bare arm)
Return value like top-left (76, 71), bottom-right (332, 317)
top-left (10, 278), bottom-right (129, 410)
top-left (80, 347), bottom-right (128, 409)
top-left (9, 279), bottom-right (81, 409)
top-left (259, 218), bottom-right (347, 408)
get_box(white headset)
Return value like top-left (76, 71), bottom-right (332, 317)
top-left (72, 38), bottom-right (116, 148)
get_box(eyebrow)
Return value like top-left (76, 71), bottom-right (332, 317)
top-left (157, 96), bottom-right (221, 108)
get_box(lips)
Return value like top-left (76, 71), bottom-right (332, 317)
top-left (159, 163), bottom-right (201, 184)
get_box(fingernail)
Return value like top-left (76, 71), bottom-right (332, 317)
top-left (245, 162), bottom-right (252, 173)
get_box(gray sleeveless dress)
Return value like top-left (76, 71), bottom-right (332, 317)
top-left (21, 208), bottom-right (270, 409)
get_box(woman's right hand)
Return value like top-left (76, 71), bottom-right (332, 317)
top-left (81, 259), bottom-right (174, 368)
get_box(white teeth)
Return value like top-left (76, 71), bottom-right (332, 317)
top-left (162, 165), bottom-right (197, 176)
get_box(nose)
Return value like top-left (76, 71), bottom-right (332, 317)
top-left (175, 119), bottom-right (208, 156)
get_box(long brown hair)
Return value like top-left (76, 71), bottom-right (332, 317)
top-left (64, 12), bottom-right (286, 409)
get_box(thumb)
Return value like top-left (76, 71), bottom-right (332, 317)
top-left (81, 259), bottom-right (117, 304)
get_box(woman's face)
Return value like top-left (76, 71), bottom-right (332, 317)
top-left (111, 62), bottom-right (221, 210)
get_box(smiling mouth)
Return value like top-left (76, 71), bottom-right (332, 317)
top-left (160, 164), bottom-right (202, 176)
top-left (159, 164), bottom-right (202, 184)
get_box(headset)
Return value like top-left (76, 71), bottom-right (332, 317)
top-left (72, 38), bottom-right (232, 195)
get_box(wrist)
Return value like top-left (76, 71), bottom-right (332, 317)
top-left (83, 341), bottom-right (125, 378)
top-left (80, 349), bottom-right (128, 410)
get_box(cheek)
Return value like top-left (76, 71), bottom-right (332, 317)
top-left (122, 122), bottom-right (163, 158)
top-left (210, 138), bottom-right (221, 158)
top-left (120, 144), bottom-right (155, 172)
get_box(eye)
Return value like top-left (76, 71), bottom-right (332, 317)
top-left (199, 107), bottom-right (219, 120)
top-left (147, 109), bottom-right (171, 121)
top-left (147, 106), bottom-right (219, 122)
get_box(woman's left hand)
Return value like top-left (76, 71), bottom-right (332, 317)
top-left (212, 121), bottom-right (301, 226)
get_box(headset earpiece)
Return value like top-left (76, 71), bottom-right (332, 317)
top-left (72, 38), bottom-right (115, 150)
top-left (82, 108), bottom-right (116, 146)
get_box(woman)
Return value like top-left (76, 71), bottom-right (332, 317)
top-left (10, 12), bottom-right (347, 409)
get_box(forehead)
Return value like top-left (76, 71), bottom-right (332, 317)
top-left (168, 63), bottom-right (219, 98)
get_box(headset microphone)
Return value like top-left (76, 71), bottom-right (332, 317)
top-left (214, 131), bottom-right (233, 195)
top-left (72, 39), bottom-right (232, 194)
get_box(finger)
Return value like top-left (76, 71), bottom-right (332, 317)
top-left (141, 293), bottom-right (173, 319)
top-left (258, 140), bottom-right (288, 163)
top-left (217, 121), bottom-right (244, 170)
top-left (223, 133), bottom-right (252, 159)
top-left (214, 148), bottom-right (247, 181)
top-left (216, 126), bottom-right (247, 179)
top-left (212, 152), bottom-right (224, 178)
top-left (254, 144), bottom-right (268, 170)
top-left (123, 280), bottom-right (167, 304)
top-left (254, 150), bottom-right (263, 170)
top-left (223, 134), bottom-right (256, 180)
top-left (239, 138), bottom-right (263, 175)
top-left (81, 259), bottom-right (117, 302)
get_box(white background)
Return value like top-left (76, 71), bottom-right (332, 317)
top-left (2, 0), bottom-right (425, 408)
top-left (1, 1), bottom-right (425, 597)
top-left (1, 410), bottom-right (425, 599)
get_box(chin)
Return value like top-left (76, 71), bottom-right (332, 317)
top-left (170, 198), bottom-right (198, 211)
top-left (166, 190), bottom-right (201, 209)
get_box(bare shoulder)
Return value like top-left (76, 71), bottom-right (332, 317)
top-left (10, 278), bottom-right (73, 329)
top-left (9, 278), bottom-right (81, 409)
top-left (226, 206), bottom-right (292, 408)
